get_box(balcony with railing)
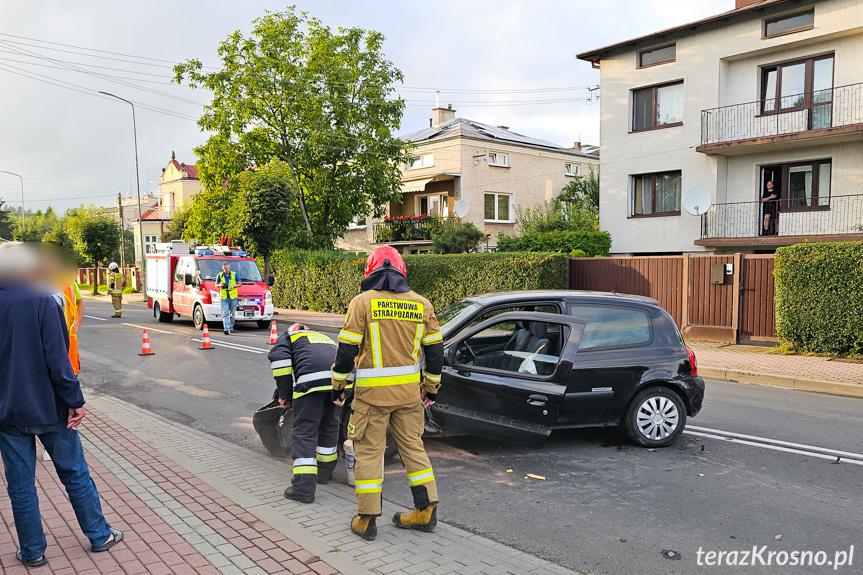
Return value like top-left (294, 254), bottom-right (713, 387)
top-left (372, 215), bottom-right (453, 244)
top-left (698, 82), bottom-right (863, 155)
top-left (696, 194), bottom-right (863, 247)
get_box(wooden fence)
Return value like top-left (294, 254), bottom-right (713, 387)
top-left (568, 254), bottom-right (776, 343)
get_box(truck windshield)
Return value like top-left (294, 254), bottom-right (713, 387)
top-left (198, 259), bottom-right (264, 282)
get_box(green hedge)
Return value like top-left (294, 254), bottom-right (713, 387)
top-left (775, 241), bottom-right (863, 355)
top-left (496, 230), bottom-right (611, 256)
top-left (269, 250), bottom-right (568, 314)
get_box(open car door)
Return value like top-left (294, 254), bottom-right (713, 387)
top-left (430, 312), bottom-right (586, 446)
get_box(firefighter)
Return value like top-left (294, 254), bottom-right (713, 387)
top-left (331, 246), bottom-right (444, 541)
top-left (107, 262), bottom-right (125, 318)
top-left (269, 322), bottom-right (342, 504)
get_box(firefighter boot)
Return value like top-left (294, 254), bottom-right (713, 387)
top-left (392, 504), bottom-right (437, 532)
top-left (283, 486), bottom-right (314, 504)
top-left (350, 516), bottom-right (377, 541)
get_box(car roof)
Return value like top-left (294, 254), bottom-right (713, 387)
top-left (465, 290), bottom-right (661, 307)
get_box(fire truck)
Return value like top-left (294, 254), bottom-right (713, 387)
top-left (145, 241), bottom-right (275, 330)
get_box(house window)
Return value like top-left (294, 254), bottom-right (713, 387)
top-left (564, 163), bottom-right (580, 177)
top-left (632, 81), bottom-right (684, 131)
top-left (488, 152), bottom-right (510, 167)
top-left (638, 44), bottom-right (676, 68)
top-left (348, 214), bottom-right (367, 229)
top-left (484, 193), bottom-right (512, 222)
top-left (416, 194), bottom-right (449, 218)
top-left (406, 153), bottom-right (434, 170)
top-left (761, 55), bottom-right (833, 123)
top-left (144, 234), bottom-right (158, 253)
top-left (631, 171), bottom-right (681, 216)
top-left (764, 9), bottom-right (814, 38)
top-left (761, 160), bottom-right (831, 211)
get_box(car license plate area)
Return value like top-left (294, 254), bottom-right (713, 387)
top-left (243, 310), bottom-right (255, 317)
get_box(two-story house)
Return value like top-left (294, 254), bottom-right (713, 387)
top-left (577, 0), bottom-right (863, 255)
top-left (338, 105), bottom-right (599, 254)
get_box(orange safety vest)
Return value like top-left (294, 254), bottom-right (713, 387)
top-left (63, 285), bottom-right (80, 375)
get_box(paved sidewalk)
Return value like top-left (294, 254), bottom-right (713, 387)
top-left (0, 389), bottom-right (577, 575)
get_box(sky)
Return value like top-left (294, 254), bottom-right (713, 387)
top-left (0, 0), bottom-right (729, 214)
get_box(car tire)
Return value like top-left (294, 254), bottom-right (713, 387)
top-left (623, 386), bottom-right (687, 448)
top-left (154, 302), bottom-right (174, 323)
top-left (193, 304), bottom-right (206, 331)
top-left (257, 320), bottom-right (270, 329)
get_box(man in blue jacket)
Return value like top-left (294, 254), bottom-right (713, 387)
top-left (0, 245), bottom-right (123, 568)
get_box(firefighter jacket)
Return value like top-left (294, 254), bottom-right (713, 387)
top-left (216, 270), bottom-right (239, 299)
top-left (108, 272), bottom-right (125, 294)
top-left (268, 328), bottom-right (338, 401)
top-left (331, 287), bottom-right (445, 407)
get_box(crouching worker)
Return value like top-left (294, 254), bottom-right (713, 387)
top-left (269, 322), bottom-right (341, 504)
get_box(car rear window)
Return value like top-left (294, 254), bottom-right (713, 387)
top-left (567, 304), bottom-right (652, 350)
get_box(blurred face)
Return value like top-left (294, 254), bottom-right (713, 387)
top-left (767, 182), bottom-right (774, 192)
top-left (222, 263), bottom-right (231, 274)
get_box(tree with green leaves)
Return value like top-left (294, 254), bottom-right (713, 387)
top-left (174, 7), bottom-right (408, 249)
top-left (161, 205), bottom-right (191, 242)
top-left (66, 206), bottom-right (121, 295)
top-left (558, 168), bottom-right (600, 230)
top-left (432, 223), bottom-right (484, 254)
top-left (182, 186), bottom-right (240, 244)
top-left (0, 200), bottom-right (14, 240)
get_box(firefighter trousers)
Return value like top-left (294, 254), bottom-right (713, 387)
top-left (348, 398), bottom-right (438, 517)
top-left (110, 292), bottom-right (123, 317)
top-left (290, 391), bottom-right (340, 497)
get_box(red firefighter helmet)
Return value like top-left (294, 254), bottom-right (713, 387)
top-left (364, 246), bottom-right (406, 278)
top-left (287, 322), bottom-right (309, 332)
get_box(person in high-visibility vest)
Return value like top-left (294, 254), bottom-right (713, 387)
top-left (216, 262), bottom-right (239, 335)
top-left (269, 322), bottom-right (341, 504)
top-left (62, 282), bottom-right (84, 375)
top-left (107, 263), bottom-right (125, 319)
top-left (331, 246), bottom-right (444, 541)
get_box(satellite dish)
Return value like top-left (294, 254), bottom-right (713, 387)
top-left (453, 199), bottom-right (470, 218)
top-left (682, 185), bottom-right (713, 216)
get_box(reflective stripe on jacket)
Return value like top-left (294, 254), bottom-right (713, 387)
top-left (333, 289), bottom-right (442, 407)
top-left (268, 330), bottom-right (338, 400)
top-left (108, 272), bottom-right (125, 294)
top-left (216, 271), bottom-right (239, 299)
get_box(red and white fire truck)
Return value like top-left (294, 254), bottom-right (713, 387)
top-left (145, 241), bottom-right (275, 330)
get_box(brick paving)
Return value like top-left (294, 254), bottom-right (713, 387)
top-left (0, 391), bottom-right (578, 575)
top-left (688, 342), bottom-right (863, 385)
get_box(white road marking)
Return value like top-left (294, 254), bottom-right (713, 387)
top-left (206, 338), bottom-right (270, 352)
top-left (83, 315), bottom-right (107, 321)
top-left (190, 338), bottom-right (266, 354)
top-left (122, 323), bottom-right (174, 334)
top-left (687, 425), bottom-right (863, 462)
top-left (684, 430), bottom-right (863, 466)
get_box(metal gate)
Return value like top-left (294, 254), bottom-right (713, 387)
top-left (738, 255), bottom-right (777, 342)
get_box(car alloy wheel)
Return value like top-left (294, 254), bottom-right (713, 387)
top-left (636, 396), bottom-right (679, 441)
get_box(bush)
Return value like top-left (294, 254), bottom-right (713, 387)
top-left (431, 223), bottom-right (484, 254)
top-left (774, 241), bottom-right (863, 355)
top-left (497, 230), bottom-right (611, 257)
top-left (269, 250), bottom-right (568, 314)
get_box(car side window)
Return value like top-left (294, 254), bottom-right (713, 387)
top-left (567, 304), bottom-right (652, 350)
top-left (466, 303), bottom-right (560, 330)
top-left (454, 319), bottom-right (566, 377)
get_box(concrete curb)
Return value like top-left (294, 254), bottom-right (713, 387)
top-left (700, 366), bottom-right (863, 399)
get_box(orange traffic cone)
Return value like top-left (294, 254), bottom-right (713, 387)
top-left (268, 320), bottom-right (278, 344)
top-left (200, 324), bottom-right (214, 350)
top-left (138, 329), bottom-right (155, 356)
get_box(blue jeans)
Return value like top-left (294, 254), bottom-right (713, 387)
top-left (221, 297), bottom-right (238, 331)
top-left (0, 422), bottom-right (112, 561)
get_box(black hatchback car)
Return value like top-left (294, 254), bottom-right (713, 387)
top-left (422, 290), bottom-right (704, 448)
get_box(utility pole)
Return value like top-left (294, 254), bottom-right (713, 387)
top-left (117, 193), bottom-right (125, 268)
top-left (100, 91), bottom-right (147, 301)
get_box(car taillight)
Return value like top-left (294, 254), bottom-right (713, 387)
top-left (686, 346), bottom-right (698, 377)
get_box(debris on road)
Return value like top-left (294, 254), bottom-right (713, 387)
top-left (775, 535), bottom-right (782, 541)
top-left (526, 473), bottom-right (545, 480)
top-left (506, 469), bottom-right (513, 473)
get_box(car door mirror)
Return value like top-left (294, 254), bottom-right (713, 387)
top-left (267, 275), bottom-right (275, 287)
top-left (184, 273), bottom-right (193, 286)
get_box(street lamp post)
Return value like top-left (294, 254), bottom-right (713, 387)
top-left (99, 92), bottom-right (147, 301)
top-left (0, 170), bottom-right (25, 233)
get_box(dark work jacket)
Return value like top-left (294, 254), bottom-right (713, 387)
top-left (268, 329), bottom-right (338, 400)
top-left (0, 285), bottom-right (85, 425)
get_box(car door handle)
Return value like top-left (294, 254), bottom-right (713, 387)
top-left (527, 394), bottom-right (548, 406)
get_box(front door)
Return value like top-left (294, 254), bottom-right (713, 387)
top-left (431, 312), bottom-right (585, 446)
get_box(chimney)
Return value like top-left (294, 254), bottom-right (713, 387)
top-left (497, 126), bottom-right (509, 131)
top-left (433, 104), bottom-right (456, 128)
top-left (735, 0), bottom-right (762, 8)
top-left (573, 141), bottom-right (582, 152)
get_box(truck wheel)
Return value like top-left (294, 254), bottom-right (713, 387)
top-left (154, 302), bottom-right (174, 323)
top-left (193, 304), bottom-right (206, 331)
top-left (257, 320), bottom-right (270, 329)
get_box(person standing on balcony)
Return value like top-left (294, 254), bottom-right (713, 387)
top-left (761, 181), bottom-right (779, 236)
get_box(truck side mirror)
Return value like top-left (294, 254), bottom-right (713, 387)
top-left (184, 273), bottom-right (193, 286)
top-left (268, 275), bottom-right (275, 286)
